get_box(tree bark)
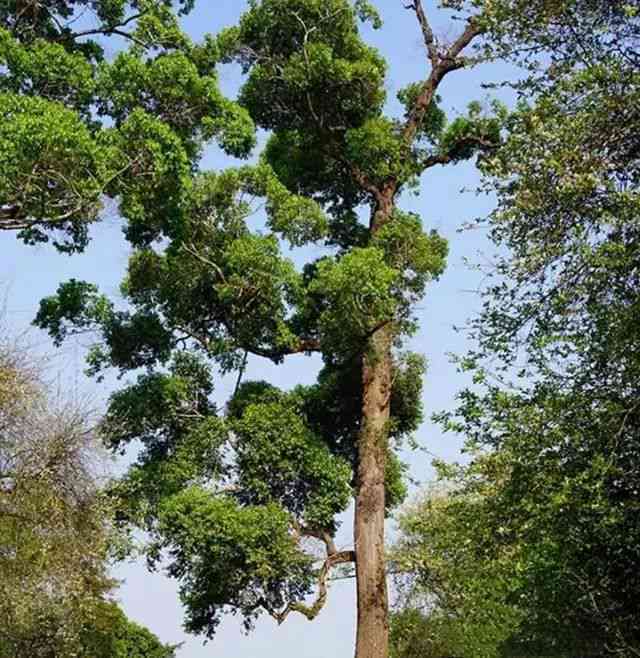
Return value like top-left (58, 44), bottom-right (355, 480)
top-left (354, 322), bottom-right (393, 658)
top-left (354, 192), bottom-right (396, 658)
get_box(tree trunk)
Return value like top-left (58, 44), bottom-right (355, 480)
top-left (353, 190), bottom-right (396, 658)
top-left (354, 321), bottom-right (393, 658)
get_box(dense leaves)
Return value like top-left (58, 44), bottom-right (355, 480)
top-left (426, 3), bottom-right (640, 656)
top-left (390, 480), bottom-right (609, 658)
top-left (0, 1), bottom-right (255, 250)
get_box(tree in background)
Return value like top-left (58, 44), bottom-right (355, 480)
top-left (389, 486), bottom-right (524, 658)
top-left (18, 1), bottom-right (507, 656)
top-left (0, 0), bottom-right (255, 252)
top-left (390, 476), bottom-right (610, 658)
top-left (0, 334), bottom-right (176, 657)
top-left (82, 601), bottom-right (179, 658)
top-left (390, 1), bottom-right (640, 656)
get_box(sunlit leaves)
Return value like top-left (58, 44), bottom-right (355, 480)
top-left (0, 93), bottom-right (106, 251)
top-left (232, 396), bottom-right (352, 528)
top-left (155, 489), bottom-right (314, 637)
top-left (0, 1), bottom-right (256, 252)
top-left (309, 247), bottom-right (399, 359)
top-left (373, 211), bottom-right (448, 301)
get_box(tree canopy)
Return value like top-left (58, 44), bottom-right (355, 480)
top-left (0, 0), bottom-right (255, 251)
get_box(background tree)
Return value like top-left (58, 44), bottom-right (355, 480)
top-left (390, 486), bottom-right (524, 658)
top-left (390, 475), bottom-right (609, 658)
top-left (421, 1), bottom-right (640, 655)
top-left (81, 600), bottom-right (179, 658)
top-left (0, 0), bottom-right (255, 252)
top-left (27, 1), bottom-right (503, 656)
top-left (0, 332), bottom-right (176, 657)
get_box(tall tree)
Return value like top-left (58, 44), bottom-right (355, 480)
top-left (4, 1), bottom-right (504, 656)
top-left (432, 1), bottom-right (640, 655)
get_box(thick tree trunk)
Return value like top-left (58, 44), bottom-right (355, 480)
top-left (352, 189), bottom-right (396, 658)
top-left (354, 314), bottom-right (393, 658)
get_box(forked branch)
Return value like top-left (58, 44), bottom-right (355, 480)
top-left (272, 550), bottom-right (355, 624)
top-left (270, 523), bottom-right (355, 624)
top-left (402, 1), bottom-right (485, 147)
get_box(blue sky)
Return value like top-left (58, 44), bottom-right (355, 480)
top-left (0, 1), bottom-right (518, 655)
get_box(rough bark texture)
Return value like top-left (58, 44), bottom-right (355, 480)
top-left (354, 199), bottom-right (395, 658)
top-left (351, 12), bottom-right (482, 652)
top-left (354, 323), bottom-right (393, 658)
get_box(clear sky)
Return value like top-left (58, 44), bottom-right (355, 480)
top-left (0, 1), bottom-right (517, 655)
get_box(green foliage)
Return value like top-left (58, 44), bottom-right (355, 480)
top-left (388, 353), bottom-right (427, 440)
top-left (246, 162), bottom-right (329, 246)
top-left (397, 85), bottom-right (446, 144)
top-left (235, 0), bottom-right (387, 133)
top-left (0, 27), bottom-right (95, 110)
top-left (232, 396), bottom-right (352, 528)
top-left (373, 211), bottom-right (448, 301)
top-left (391, 490), bottom-right (525, 658)
top-left (22, 0), bottom-right (503, 644)
top-left (438, 101), bottom-right (504, 164)
top-left (99, 363), bottom-right (356, 632)
top-left (309, 247), bottom-right (399, 359)
top-left (263, 130), bottom-right (368, 223)
top-left (35, 279), bottom-right (112, 345)
top-left (81, 601), bottom-right (178, 658)
top-left (0, 0), bottom-right (255, 251)
top-left (0, 337), bottom-right (172, 658)
top-left (435, 5), bottom-right (640, 655)
top-left (390, 608), bottom-right (454, 658)
top-left (100, 109), bottom-right (192, 247)
top-left (475, 0), bottom-right (640, 74)
top-left (345, 118), bottom-right (407, 185)
top-left (102, 352), bottom-right (217, 455)
top-left (0, 92), bottom-right (106, 251)
top-left (97, 49), bottom-right (254, 156)
top-left (156, 490), bottom-right (313, 637)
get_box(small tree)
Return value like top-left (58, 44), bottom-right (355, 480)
top-left (0, 334), bottom-right (176, 657)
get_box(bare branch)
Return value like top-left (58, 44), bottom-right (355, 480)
top-left (406, 0), bottom-right (438, 69)
top-left (0, 206), bottom-right (29, 231)
top-left (269, 521), bottom-right (355, 624)
top-left (402, 13), bottom-right (485, 148)
top-left (58, 11), bottom-right (150, 48)
top-left (420, 135), bottom-right (498, 169)
top-left (271, 550), bottom-right (356, 624)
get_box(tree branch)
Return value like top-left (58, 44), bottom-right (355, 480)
top-left (60, 11), bottom-right (149, 47)
top-left (420, 135), bottom-right (498, 169)
top-left (268, 521), bottom-right (355, 624)
top-left (406, 0), bottom-right (438, 69)
top-left (0, 205), bottom-right (30, 231)
top-left (402, 11), bottom-right (485, 148)
top-left (241, 337), bottom-right (321, 361)
top-left (272, 549), bottom-right (356, 624)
